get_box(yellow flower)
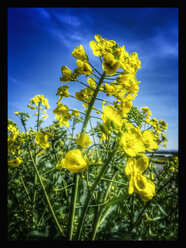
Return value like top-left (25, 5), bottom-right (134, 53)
top-left (104, 83), bottom-right (116, 96)
top-left (56, 85), bottom-right (69, 97)
top-left (76, 60), bottom-right (93, 75)
top-left (27, 104), bottom-right (36, 110)
top-left (75, 87), bottom-right (93, 102)
top-left (104, 82), bottom-right (127, 99)
top-left (8, 124), bottom-right (19, 146)
top-left (76, 133), bottom-right (92, 148)
top-left (89, 34), bottom-right (116, 57)
top-left (72, 45), bottom-right (88, 61)
top-left (125, 156), bottom-right (149, 180)
top-left (102, 53), bottom-right (120, 76)
top-left (101, 104), bottom-right (123, 130)
top-left (55, 113), bottom-right (71, 128)
top-left (56, 158), bottom-right (65, 170)
top-left (61, 149), bottom-right (88, 173)
top-left (53, 102), bottom-right (71, 128)
top-left (87, 77), bottom-right (96, 89)
top-left (161, 133), bottom-right (167, 144)
top-left (122, 52), bottom-right (141, 74)
top-left (99, 104), bottom-right (123, 142)
top-left (35, 130), bottom-right (54, 149)
top-left (159, 120), bottom-right (168, 130)
top-left (133, 174), bottom-right (156, 201)
top-left (56, 85), bottom-right (70, 103)
top-left (142, 130), bottom-right (159, 152)
top-left (60, 66), bottom-right (73, 82)
top-left (141, 106), bottom-right (151, 117)
top-left (53, 102), bottom-right (69, 115)
top-left (124, 156), bottom-right (155, 201)
top-left (8, 157), bottom-right (23, 167)
top-left (115, 98), bottom-right (133, 117)
top-left (42, 114), bottom-right (48, 119)
top-left (45, 103), bottom-right (50, 109)
top-left (28, 95), bottom-right (50, 110)
top-left (89, 40), bottom-right (103, 57)
top-left (71, 109), bottom-right (80, 117)
top-left (119, 125), bottom-right (145, 157)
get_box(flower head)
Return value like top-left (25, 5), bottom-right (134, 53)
top-left (76, 133), bottom-right (92, 148)
top-left (60, 66), bottom-right (73, 82)
top-left (76, 60), bottom-right (93, 75)
top-left (35, 130), bottom-right (54, 149)
top-left (102, 53), bottom-right (120, 76)
top-left (124, 156), bottom-right (155, 201)
top-left (142, 130), bottom-right (159, 152)
top-left (72, 45), bottom-right (88, 61)
top-left (8, 157), bottom-right (23, 167)
top-left (119, 125), bottom-right (145, 157)
top-left (60, 149), bottom-right (88, 173)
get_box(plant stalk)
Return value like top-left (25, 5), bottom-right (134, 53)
top-left (28, 149), bottom-right (65, 236)
top-left (67, 72), bottom-right (106, 240)
top-left (76, 145), bottom-right (117, 240)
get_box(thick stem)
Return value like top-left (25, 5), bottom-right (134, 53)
top-left (76, 146), bottom-right (117, 240)
top-left (67, 72), bottom-right (106, 240)
top-left (81, 72), bottom-right (106, 134)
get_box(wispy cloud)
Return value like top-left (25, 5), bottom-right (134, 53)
top-left (27, 8), bottom-right (92, 50)
top-left (35, 8), bottom-right (51, 19)
top-left (8, 76), bottom-right (21, 86)
top-left (54, 12), bottom-right (82, 28)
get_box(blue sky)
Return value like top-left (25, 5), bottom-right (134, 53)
top-left (8, 7), bottom-right (178, 150)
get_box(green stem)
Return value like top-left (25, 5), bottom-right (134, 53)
top-left (67, 174), bottom-right (79, 240)
top-left (37, 205), bottom-right (47, 227)
top-left (81, 72), bottom-right (106, 134)
top-left (33, 103), bottom-right (41, 221)
top-left (101, 178), bottom-right (128, 186)
top-left (76, 145), bottom-right (117, 240)
top-left (28, 149), bottom-right (65, 236)
top-left (91, 170), bottom-right (118, 240)
top-left (76, 79), bottom-right (95, 90)
top-left (20, 176), bottom-right (32, 202)
top-left (67, 72), bottom-right (106, 240)
top-left (89, 62), bottom-right (102, 76)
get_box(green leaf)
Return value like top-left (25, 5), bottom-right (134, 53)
top-left (156, 202), bottom-right (168, 217)
top-left (104, 194), bottom-right (129, 208)
top-left (152, 216), bottom-right (162, 221)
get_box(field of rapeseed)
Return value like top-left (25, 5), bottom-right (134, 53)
top-left (8, 35), bottom-right (178, 241)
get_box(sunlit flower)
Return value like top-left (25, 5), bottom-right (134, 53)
top-left (72, 45), bottom-right (88, 61)
top-left (35, 130), bottom-right (54, 149)
top-left (60, 149), bottom-right (88, 173)
top-left (8, 157), bottom-right (23, 167)
top-left (76, 133), bottom-right (92, 148)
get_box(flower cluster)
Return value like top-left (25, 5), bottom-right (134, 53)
top-left (27, 95), bottom-right (50, 119)
top-left (35, 130), bottom-right (54, 149)
top-left (52, 34), bottom-right (169, 203)
top-left (8, 120), bottom-right (25, 166)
